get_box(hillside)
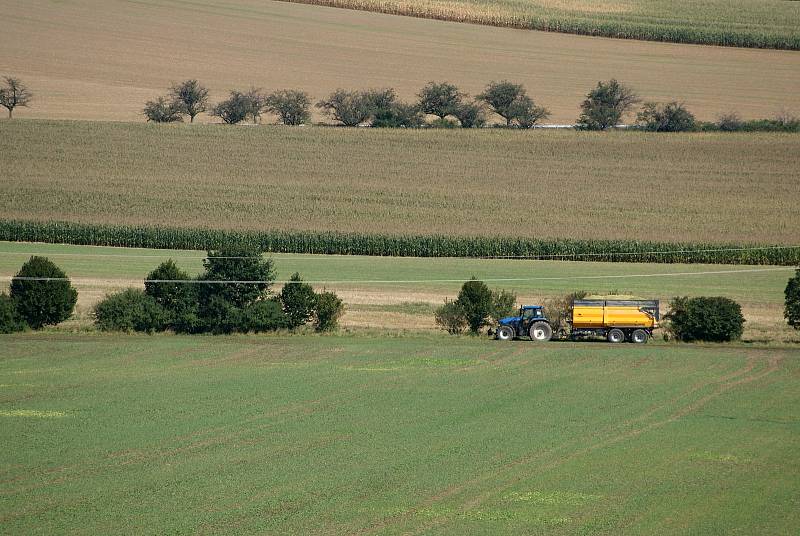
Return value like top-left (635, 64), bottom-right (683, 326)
top-left (1, 1), bottom-right (799, 123)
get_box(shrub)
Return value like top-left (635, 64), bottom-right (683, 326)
top-left (265, 89), bottom-right (311, 125)
top-left (455, 278), bottom-right (494, 333)
top-left (452, 101), bottom-right (486, 128)
top-left (143, 96), bottom-right (183, 123)
top-left (199, 245), bottom-right (275, 309)
top-left (211, 91), bottom-right (251, 124)
top-left (507, 95), bottom-right (550, 128)
top-left (144, 260), bottom-right (198, 330)
top-left (372, 102), bottom-right (424, 128)
top-left (542, 291), bottom-right (588, 333)
top-left (200, 295), bottom-right (243, 335)
top-left (490, 289), bottom-right (517, 322)
top-left (665, 296), bottom-right (745, 342)
top-left (716, 112), bottom-right (744, 132)
top-left (242, 299), bottom-right (287, 333)
top-left (417, 81), bottom-right (463, 120)
top-left (435, 299), bottom-right (467, 334)
top-left (93, 288), bottom-right (166, 333)
top-left (785, 268), bottom-right (800, 330)
top-left (576, 79), bottom-right (639, 130)
top-left (314, 291), bottom-right (344, 332)
top-left (10, 256), bottom-right (78, 329)
top-left (428, 117), bottom-right (459, 129)
top-left (316, 89), bottom-right (374, 126)
top-left (169, 80), bottom-right (209, 123)
top-left (637, 102), bottom-right (696, 132)
top-left (280, 272), bottom-right (317, 329)
top-left (477, 80), bottom-right (526, 127)
top-left (0, 293), bottom-right (25, 333)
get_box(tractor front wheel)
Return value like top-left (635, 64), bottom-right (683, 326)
top-left (529, 322), bottom-right (552, 342)
top-left (496, 325), bottom-right (515, 341)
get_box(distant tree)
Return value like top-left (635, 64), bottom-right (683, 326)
top-left (507, 94), bottom-right (550, 128)
top-left (372, 101), bottom-right (424, 128)
top-left (418, 81), bottom-right (463, 120)
top-left (169, 79), bottom-right (209, 123)
top-left (452, 100), bottom-right (486, 128)
top-left (211, 91), bottom-right (251, 124)
top-left (577, 79), bottom-right (639, 130)
top-left (144, 260), bottom-right (198, 331)
top-left (456, 278), bottom-right (495, 334)
top-left (314, 291), bottom-right (344, 332)
top-left (716, 111), bottom-right (744, 131)
top-left (785, 268), bottom-right (800, 330)
top-left (490, 289), bottom-right (517, 322)
top-left (243, 299), bottom-right (288, 332)
top-left (0, 77), bottom-right (33, 119)
top-left (280, 273), bottom-right (317, 329)
top-left (244, 87), bottom-right (269, 124)
top-left (316, 89), bottom-right (374, 126)
top-left (265, 89), bottom-right (311, 125)
top-left (93, 288), bottom-right (166, 333)
top-left (10, 256), bottom-right (77, 329)
top-left (637, 101), bottom-right (696, 132)
top-left (364, 88), bottom-right (396, 112)
top-left (143, 96), bottom-right (184, 123)
top-left (198, 245), bottom-right (275, 308)
top-left (665, 296), bottom-right (744, 342)
top-left (477, 81), bottom-right (527, 127)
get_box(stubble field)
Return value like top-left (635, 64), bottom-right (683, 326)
top-left (1, 1), bottom-right (800, 123)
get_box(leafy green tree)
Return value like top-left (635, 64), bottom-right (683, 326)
top-left (0, 293), bottom-right (25, 333)
top-left (434, 299), bottom-right (467, 334)
top-left (265, 89), bottom-right (311, 125)
top-left (316, 89), bottom-right (374, 126)
top-left (507, 94), bottom-right (550, 128)
top-left (785, 268), bottom-right (800, 330)
top-left (637, 102), bottom-right (696, 132)
top-left (665, 296), bottom-right (745, 342)
top-left (144, 260), bottom-right (198, 330)
top-left (452, 101), bottom-right (486, 128)
top-left (198, 245), bottom-right (275, 309)
top-left (93, 288), bottom-right (166, 333)
top-left (372, 101), bottom-right (424, 128)
top-left (477, 81), bottom-right (527, 127)
top-left (314, 291), bottom-right (344, 331)
top-left (10, 256), bottom-right (77, 329)
top-left (143, 96), bottom-right (184, 123)
top-left (0, 77), bottom-right (33, 119)
top-left (211, 91), bottom-right (251, 124)
top-left (243, 299), bottom-right (288, 332)
top-left (417, 81), bottom-right (463, 120)
top-left (280, 273), bottom-right (317, 329)
top-left (169, 79), bottom-right (209, 123)
top-left (577, 79), bottom-right (639, 130)
top-left (455, 278), bottom-right (494, 333)
top-left (244, 87), bottom-right (269, 124)
top-left (490, 289), bottom-right (517, 322)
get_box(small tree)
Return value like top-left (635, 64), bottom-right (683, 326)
top-left (10, 256), bottom-right (77, 329)
top-left (452, 101), bottom-right (486, 128)
top-left (169, 79), bottom-right (209, 123)
top-left (418, 81), bottom-right (463, 121)
top-left (143, 97), bottom-right (184, 123)
top-left (211, 91), bottom-right (251, 124)
top-left (477, 81), bottom-right (530, 127)
top-left (0, 77), bottom-right (33, 119)
top-left (243, 299), bottom-right (287, 332)
top-left (316, 89), bottom-right (374, 126)
top-left (456, 278), bottom-right (494, 334)
top-left (665, 296), bottom-right (745, 342)
top-left (244, 87), bottom-right (269, 124)
top-left (372, 101), bottom-right (424, 128)
top-left (716, 111), bottom-right (744, 132)
top-left (490, 289), bottom-right (517, 322)
top-left (577, 79), bottom-right (639, 131)
top-left (507, 94), bottom-right (550, 128)
top-left (280, 273), bottom-right (317, 329)
top-left (435, 299), bottom-right (467, 334)
top-left (265, 89), bottom-right (311, 125)
top-left (0, 293), bottom-right (25, 333)
top-left (314, 291), bottom-right (344, 332)
top-left (637, 102), bottom-right (696, 132)
top-left (199, 245), bottom-right (275, 309)
top-left (144, 260), bottom-right (198, 330)
top-left (785, 268), bottom-right (800, 330)
top-left (93, 288), bottom-right (166, 333)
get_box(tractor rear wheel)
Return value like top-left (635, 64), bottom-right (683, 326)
top-left (631, 329), bottom-right (648, 344)
top-left (529, 322), bottom-right (552, 342)
top-left (607, 329), bottom-right (625, 343)
top-left (496, 325), bottom-right (514, 341)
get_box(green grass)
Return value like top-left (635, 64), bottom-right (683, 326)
top-left (2, 120), bottom-right (799, 246)
top-left (1, 333), bottom-right (798, 533)
top-left (282, 0), bottom-right (800, 49)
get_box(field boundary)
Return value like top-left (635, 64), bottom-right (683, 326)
top-left (275, 0), bottom-right (800, 50)
top-left (1, 220), bottom-right (797, 265)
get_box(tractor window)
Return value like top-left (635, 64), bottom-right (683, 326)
top-left (522, 309), bottom-right (540, 319)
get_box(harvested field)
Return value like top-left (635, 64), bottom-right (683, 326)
top-left (1, 120), bottom-right (799, 245)
top-left (1, 1), bottom-right (800, 123)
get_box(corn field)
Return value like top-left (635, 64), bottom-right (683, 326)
top-left (279, 0), bottom-right (800, 50)
top-left (1, 220), bottom-right (797, 265)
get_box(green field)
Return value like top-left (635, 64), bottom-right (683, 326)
top-left (284, 0), bottom-right (800, 49)
top-left (1, 241), bottom-right (797, 342)
top-left (1, 334), bottom-right (798, 533)
top-left (2, 121), bottom-right (799, 246)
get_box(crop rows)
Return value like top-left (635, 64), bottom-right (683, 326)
top-left (2, 220), bottom-right (797, 265)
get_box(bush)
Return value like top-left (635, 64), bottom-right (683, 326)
top-left (785, 268), bottom-right (800, 330)
top-left (265, 89), bottom-right (311, 125)
top-left (428, 117), bottom-right (460, 129)
top-left (417, 81), bottom-right (463, 120)
top-left (452, 101), bottom-right (486, 128)
top-left (0, 293), bottom-right (25, 333)
top-left (199, 245), bottom-right (275, 309)
top-left (10, 256), bottom-right (78, 329)
top-left (716, 112), bottom-right (744, 132)
top-left (455, 278), bottom-right (494, 333)
top-left (143, 96), bottom-right (183, 123)
top-left (242, 299), bottom-right (288, 333)
top-left (372, 102), bottom-right (424, 128)
top-left (280, 272), bottom-right (317, 329)
top-left (507, 95), bottom-right (550, 128)
top-left (490, 289), bottom-right (517, 322)
top-left (314, 291), bottom-right (344, 332)
top-left (435, 299), bottom-right (467, 334)
top-left (665, 296), bottom-right (745, 342)
top-left (211, 91), bottom-right (251, 124)
top-left (636, 102), bottom-right (696, 132)
top-left (576, 79), bottom-right (639, 130)
top-left (94, 288), bottom-right (166, 333)
top-left (542, 291), bottom-right (588, 333)
top-left (144, 260), bottom-right (199, 331)
top-left (316, 89), bottom-right (374, 126)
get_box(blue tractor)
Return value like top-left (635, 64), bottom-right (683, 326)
top-left (492, 305), bottom-right (553, 342)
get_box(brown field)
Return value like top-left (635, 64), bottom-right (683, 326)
top-left (1, 120), bottom-right (799, 245)
top-left (1, 0), bottom-right (799, 124)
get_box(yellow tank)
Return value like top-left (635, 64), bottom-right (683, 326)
top-left (571, 300), bottom-right (659, 329)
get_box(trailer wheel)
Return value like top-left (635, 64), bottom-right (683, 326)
top-left (529, 322), bottom-right (552, 342)
top-left (607, 329), bottom-right (625, 343)
top-left (496, 325), bottom-right (515, 341)
top-left (631, 329), bottom-right (648, 344)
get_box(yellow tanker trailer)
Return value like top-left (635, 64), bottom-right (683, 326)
top-left (569, 299), bottom-right (659, 343)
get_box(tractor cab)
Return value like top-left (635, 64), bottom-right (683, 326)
top-left (493, 305), bottom-right (552, 341)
